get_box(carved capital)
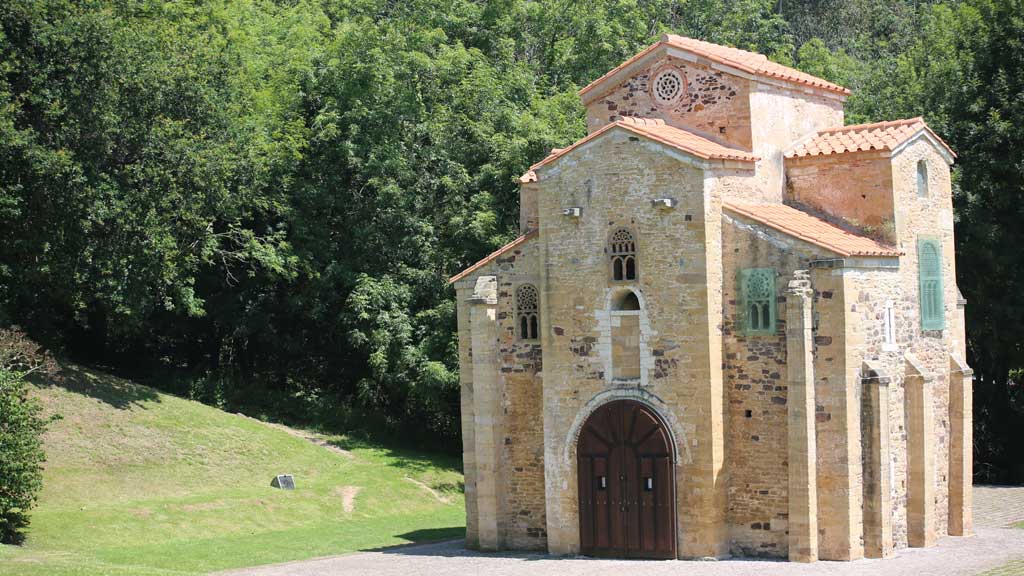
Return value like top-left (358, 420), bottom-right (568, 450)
top-left (787, 269), bottom-right (813, 299)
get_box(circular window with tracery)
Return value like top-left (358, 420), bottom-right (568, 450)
top-left (651, 69), bottom-right (685, 106)
top-left (748, 272), bottom-right (772, 300)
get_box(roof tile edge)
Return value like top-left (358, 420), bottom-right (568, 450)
top-left (448, 230), bottom-right (540, 284)
top-left (578, 35), bottom-right (850, 103)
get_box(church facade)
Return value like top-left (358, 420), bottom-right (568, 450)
top-left (449, 35), bottom-right (973, 562)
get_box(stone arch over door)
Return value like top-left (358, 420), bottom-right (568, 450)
top-left (576, 399), bottom-right (677, 559)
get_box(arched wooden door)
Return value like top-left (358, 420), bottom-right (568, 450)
top-left (577, 400), bottom-right (676, 559)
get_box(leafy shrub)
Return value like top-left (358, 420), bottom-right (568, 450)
top-left (0, 328), bottom-right (53, 544)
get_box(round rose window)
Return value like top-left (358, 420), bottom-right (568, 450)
top-left (652, 69), bottom-right (684, 105)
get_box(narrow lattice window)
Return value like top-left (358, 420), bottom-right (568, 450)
top-left (880, 301), bottom-right (897, 344)
top-left (883, 300), bottom-right (897, 349)
top-left (917, 160), bottom-right (929, 198)
top-left (918, 239), bottom-right (944, 330)
top-left (516, 284), bottom-right (540, 340)
top-left (609, 229), bottom-right (637, 281)
top-left (740, 268), bottom-right (776, 335)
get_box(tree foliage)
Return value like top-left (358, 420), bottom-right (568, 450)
top-left (0, 0), bottom-right (1021, 472)
top-left (0, 329), bottom-right (54, 543)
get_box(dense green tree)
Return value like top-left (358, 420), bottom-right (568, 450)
top-left (0, 0), bottom-right (1021, 471)
top-left (0, 0), bottom-right (319, 352)
top-left (928, 0), bottom-right (1024, 482)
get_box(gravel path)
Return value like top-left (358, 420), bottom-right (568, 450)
top-left (218, 485), bottom-right (1024, 576)
top-left (973, 485), bottom-right (1024, 528)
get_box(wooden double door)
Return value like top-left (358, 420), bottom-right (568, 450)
top-left (577, 400), bottom-right (676, 559)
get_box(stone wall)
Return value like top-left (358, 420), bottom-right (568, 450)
top-left (584, 56), bottom-right (752, 150)
top-left (891, 138), bottom-right (961, 540)
top-left (455, 62), bottom-right (967, 562)
top-left (839, 265), bottom-right (904, 551)
top-left (456, 281), bottom-right (479, 548)
top-left (720, 216), bottom-right (815, 558)
top-left (493, 240), bottom-right (548, 549)
top-left (520, 180), bottom-right (540, 234)
top-left (534, 130), bottom-right (735, 558)
top-left (454, 238), bottom-right (547, 551)
top-left (786, 152), bottom-right (895, 239)
top-left (749, 83), bottom-right (844, 201)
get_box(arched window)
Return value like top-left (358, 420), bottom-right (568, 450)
top-left (615, 291), bottom-right (640, 311)
top-left (516, 284), bottom-right (539, 340)
top-left (739, 268), bottom-right (776, 335)
top-left (609, 229), bottom-right (637, 281)
top-left (611, 289), bottom-right (641, 380)
top-left (917, 159), bottom-right (929, 198)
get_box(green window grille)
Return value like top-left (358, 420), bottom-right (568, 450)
top-left (740, 268), bottom-right (776, 335)
top-left (918, 239), bottom-right (944, 331)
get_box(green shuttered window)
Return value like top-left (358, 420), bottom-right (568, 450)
top-left (740, 268), bottom-right (776, 335)
top-left (918, 239), bottom-right (945, 331)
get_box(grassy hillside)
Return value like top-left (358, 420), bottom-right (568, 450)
top-left (0, 366), bottom-right (464, 575)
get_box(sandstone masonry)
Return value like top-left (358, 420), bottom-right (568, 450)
top-left (450, 35), bottom-right (971, 562)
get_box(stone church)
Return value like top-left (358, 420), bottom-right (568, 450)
top-left (449, 35), bottom-right (973, 563)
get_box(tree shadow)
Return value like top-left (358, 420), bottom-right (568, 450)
top-left (359, 526), bottom-right (466, 554)
top-left (326, 435), bottom-right (463, 475)
top-left (368, 535), bottom-right (563, 561)
top-left (31, 361), bottom-right (161, 410)
top-left (369, 532), bottom-right (797, 564)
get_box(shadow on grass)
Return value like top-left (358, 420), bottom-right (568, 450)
top-left (32, 361), bottom-right (161, 410)
top-left (326, 435), bottom-right (463, 476)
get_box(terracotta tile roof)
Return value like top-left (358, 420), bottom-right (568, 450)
top-left (723, 201), bottom-right (901, 257)
top-left (530, 117), bottom-right (758, 174)
top-left (580, 35), bottom-right (849, 102)
top-left (786, 117), bottom-right (956, 160)
top-left (448, 230), bottom-right (539, 284)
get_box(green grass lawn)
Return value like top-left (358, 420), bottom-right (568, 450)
top-left (0, 366), bottom-right (465, 575)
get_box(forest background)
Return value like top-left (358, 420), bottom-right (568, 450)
top-left (1, 0), bottom-right (1021, 482)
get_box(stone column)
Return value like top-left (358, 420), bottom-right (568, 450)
top-left (954, 289), bottom-right (968, 361)
top-left (948, 354), bottom-right (974, 536)
top-left (468, 275), bottom-right (502, 550)
top-left (786, 271), bottom-right (818, 562)
top-left (906, 355), bottom-right (936, 548)
top-left (861, 362), bottom-right (894, 558)
top-left (456, 281), bottom-right (480, 548)
top-left (809, 265), bottom-right (864, 561)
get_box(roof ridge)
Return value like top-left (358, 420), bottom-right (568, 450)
top-left (621, 115), bottom-right (737, 149)
top-left (528, 119), bottom-right (759, 173)
top-left (578, 36), bottom-right (850, 101)
top-left (663, 34), bottom-right (770, 66)
top-left (612, 119), bottom-right (759, 161)
top-left (722, 200), bottom-right (901, 257)
top-left (820, 117), bottom-right (924, 134)
top-left (618, 116), bottom-right (667, 127)
top-left (448, 230), bottom-right (539, 284)
top-left (786, 116), bottom-right (954, 160)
